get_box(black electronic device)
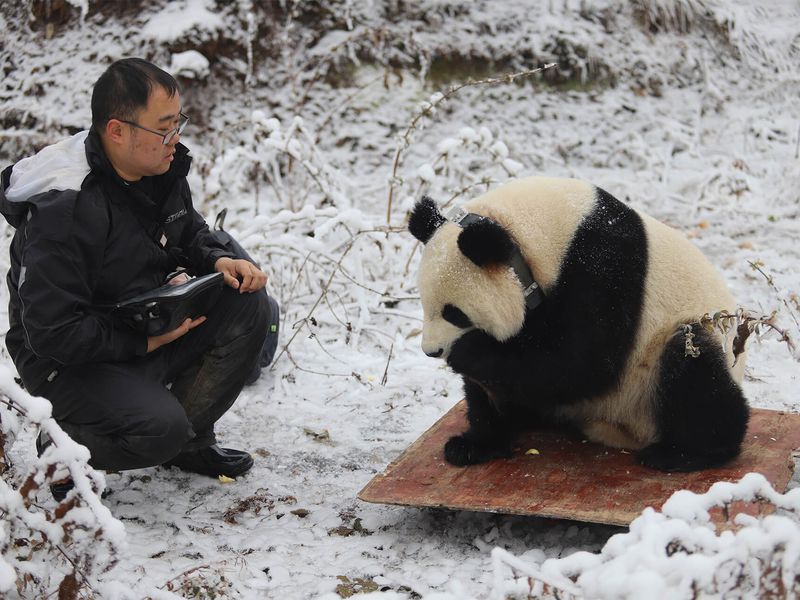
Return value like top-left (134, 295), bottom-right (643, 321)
top-left (113, 272), bottom-right (224, 336)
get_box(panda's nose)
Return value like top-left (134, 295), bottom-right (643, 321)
top-left (425, 348), bottom-right (443, 358)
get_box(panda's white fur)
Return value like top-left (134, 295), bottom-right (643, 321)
top-left (419, 178), bottom-right (594, 352)
top-left (563, 209), bottom-right (744, 449)
top-left (411, 176), bottom-right (748, 471)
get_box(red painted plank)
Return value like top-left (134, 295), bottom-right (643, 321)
top-left (359, 402), bottom-right (800, 527)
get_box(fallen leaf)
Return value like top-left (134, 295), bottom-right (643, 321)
top-left (218, 475), bottom-right (236, 484)
top-left (525, 449), bottom-right (540, 455)
top-left (303, 427), bottom-right (331, 443)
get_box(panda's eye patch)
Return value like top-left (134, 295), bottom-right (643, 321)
top-left (442, 304), bottom-right (473, 329)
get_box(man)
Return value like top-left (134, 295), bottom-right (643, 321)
top-left (0, 58), bottom-right (270, 500)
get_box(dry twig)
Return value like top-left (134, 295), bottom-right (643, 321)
top-left (385, 63), bottom-right (558, 224)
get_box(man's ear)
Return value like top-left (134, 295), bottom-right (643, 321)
top-left (457, 218), bottom-right (515, 267)
top-left (104, 119), bottom-right (126, 145)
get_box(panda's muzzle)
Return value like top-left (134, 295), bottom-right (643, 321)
top-left (425, 348), bottom-right (444, 358)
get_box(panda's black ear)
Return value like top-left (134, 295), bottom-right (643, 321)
top-left (409, 196), bottom-right (447, 244)
top-left (458, 219), bottom-right (515, 267)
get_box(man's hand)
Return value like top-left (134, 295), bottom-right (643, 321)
top-left (147, 316), bottom-right (206, 353)
top-left (214, 257), bottom-right (268, 293)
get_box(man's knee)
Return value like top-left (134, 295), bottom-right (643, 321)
top-left (72, 400), bottom-right (193, 470)
top-left (222, 289), bottom-right (270, 340)
top-left (254, 291), bottom-right (271, 333)
top-left (122, 404), bottom-right (193, 465)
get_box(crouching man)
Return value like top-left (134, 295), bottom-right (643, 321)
top-left (0, 58), bottom-right (271, 500)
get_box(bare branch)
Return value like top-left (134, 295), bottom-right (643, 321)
top-left (385, 63), bottom-right (558, 224)
top-left (747, 260), bottom-right (800, 330)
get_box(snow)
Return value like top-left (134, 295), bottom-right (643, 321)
top-left (527, 474), bottom-right (800, 598)
top-left (169, 50), bottom-right (211, 80)
top-left (2, 0), bottom-right (800, 598)
top-left (141, 0), bottom-right (224, 42)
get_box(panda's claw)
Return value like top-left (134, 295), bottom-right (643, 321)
top-left (444, 434), bottom-right (512, 466)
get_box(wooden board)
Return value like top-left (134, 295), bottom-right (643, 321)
top-left (358, 402), bottom-right (800, 527)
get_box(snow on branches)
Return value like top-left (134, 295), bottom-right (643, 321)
top-left (0, 366), bottom-right (125, 599)
top-left (492, 473), bottom-right (800, 599)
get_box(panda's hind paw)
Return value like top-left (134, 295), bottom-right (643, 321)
top-left (444, 435), bottom-right (511, 466)
top-left (636, 443), bottom-right (739, 473)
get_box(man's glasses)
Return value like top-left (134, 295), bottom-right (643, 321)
top-left (118, 112), bottom-right (189, 145)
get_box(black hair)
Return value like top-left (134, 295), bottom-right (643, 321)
top-left (91, 58), bottom-right (179, 132)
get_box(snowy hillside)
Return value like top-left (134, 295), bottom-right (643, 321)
top-left (1, 0), bottom-right (800, 598)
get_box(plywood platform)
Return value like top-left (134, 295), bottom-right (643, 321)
top-left (358, 402), bottom-right (800, 526)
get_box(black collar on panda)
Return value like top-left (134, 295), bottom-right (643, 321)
top-left (446, 206), bottom-right (545, 310)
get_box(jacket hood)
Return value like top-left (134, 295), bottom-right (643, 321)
top-left (0, 130), bottom-right (91, 228)
top-left (3, 130), bottom-right (91, 204)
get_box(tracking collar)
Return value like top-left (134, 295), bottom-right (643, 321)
top-left (446, 206), bottom-right (545, 310)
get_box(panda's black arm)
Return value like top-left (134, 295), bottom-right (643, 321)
top-left (445, 378), bottom-right (519, 465)
top-left (447, 214), bottom-right (647, 407)
top-left (446, 324), bottom-right (621, 409)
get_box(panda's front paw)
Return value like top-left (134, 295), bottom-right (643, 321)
top-left (444, 435), bottom-right (475, 466)
top-left (447, 330), bottom-right (498, 380)
top-left (444, 434), bottom-right (512, 466)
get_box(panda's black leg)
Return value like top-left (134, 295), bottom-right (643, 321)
top-left (636, 324), bottom-right (749, 472)
top-left (444, 378), bottom-right (518, 466)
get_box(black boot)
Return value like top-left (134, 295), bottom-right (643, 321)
top-left (36, 431), bottom-right (75, 501)
top-left (163, 444), bottom-right (253, 478)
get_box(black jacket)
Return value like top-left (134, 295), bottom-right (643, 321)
top-left (0, 129), bottom-right (233, 392)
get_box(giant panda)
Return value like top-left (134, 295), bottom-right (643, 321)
top-left (408, 176), bottom-right (749, 473)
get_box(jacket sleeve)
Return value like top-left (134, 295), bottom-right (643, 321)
top-left (175, 179), bottom-right (234, 273)
top-left (16, 189), bottom-right (148, 365)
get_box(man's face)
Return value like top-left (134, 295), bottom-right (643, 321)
top-left (120, 86), bottom-right (183, 181)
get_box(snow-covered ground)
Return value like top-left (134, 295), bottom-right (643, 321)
top-left (1, 1), bottom-right (800, 598)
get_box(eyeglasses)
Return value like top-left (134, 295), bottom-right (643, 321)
top-left (118, 112), bottom-right (189, 145)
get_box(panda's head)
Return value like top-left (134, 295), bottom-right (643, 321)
top-left (409, 196), bottom-right (527, 358)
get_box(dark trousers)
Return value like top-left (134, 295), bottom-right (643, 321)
top-left (35, 287), bottom-right (270, 472)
